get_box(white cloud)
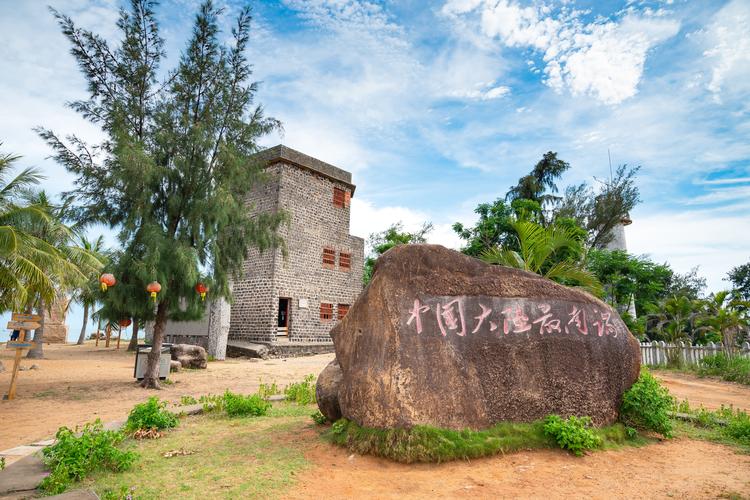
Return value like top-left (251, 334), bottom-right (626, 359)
top-left (684, 185), bottom-right (750, 205)
top-left (702, 0), bottom-right (750, 100)
top-left (628, 207), bottom-right (750, 292)
top-left (442, 0), bottom-right (680, 104)
top-left (350, 198), bottom-right (464, 253)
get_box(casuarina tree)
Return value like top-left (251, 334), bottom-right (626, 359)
top-left (39, 0), bottom-right (286, 387)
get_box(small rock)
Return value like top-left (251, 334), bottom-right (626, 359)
top-left (19, 366), bottom-right (30, 371)
top-left (170, 344), bottom-right (208, 369)
top-left (169, 360), bottom-right (182, 372)
top-left (30, 364), bottom-right (40, 370)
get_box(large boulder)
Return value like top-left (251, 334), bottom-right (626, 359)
top-left (316, 359), bottom-right (343, 421)
top-left (170, 344), bottom-right (208, 369)
top-left (323, 244), bottom-right (641, 430)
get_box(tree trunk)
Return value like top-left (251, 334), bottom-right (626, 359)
top-left (76, 303), bottom-right (89, 345)
top-left (27, 300), bottom-right (46, 359)
top-left (141, 302), bottom-right (168, 389)
top-left (127, 320), bottom-right (140, 351)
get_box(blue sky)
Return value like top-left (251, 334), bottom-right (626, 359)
top-left (1, 0), bottom-right (749, 339)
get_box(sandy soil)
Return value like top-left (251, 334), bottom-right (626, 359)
top-left (2, 344), bottom-right (750, 499)
top-left (0, 342), bottom-right (332, 450)
top-left (654, 371), bottom-right (750, 411)
top-left (286, 434), bottom-right (750, 499)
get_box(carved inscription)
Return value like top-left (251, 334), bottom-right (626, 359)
top-left (404, 296), bottom-right (621, 339)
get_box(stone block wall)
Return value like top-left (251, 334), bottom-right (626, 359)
top-left (228, 164), bottom-right (283, 343)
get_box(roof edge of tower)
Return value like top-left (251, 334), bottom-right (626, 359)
top-left (254, 144), bottom-right (356, 194)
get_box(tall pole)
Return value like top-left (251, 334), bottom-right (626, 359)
top-left (6, 329), bottom-right (26, 400)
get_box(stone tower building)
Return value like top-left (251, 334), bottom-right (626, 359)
top-left (228, 145), bottom-right (364, 345)
top-left (153, 145), bottom-right (364, 357)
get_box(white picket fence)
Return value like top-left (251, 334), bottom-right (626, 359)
top-left (640, 341), bottom-right (750, 367)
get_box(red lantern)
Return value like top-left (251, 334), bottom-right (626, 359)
top-left (146, 281), bottom-right (162, 302)
top-left (195, 283), bottom-right (208, 301)
top-left (118, 318), bottom-right (132, 328)
top-left (99, 273), bottom-right (116, 292)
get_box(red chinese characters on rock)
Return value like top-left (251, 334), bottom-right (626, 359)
top-left (436, 299), bottom-right (467, 337)
top-left (406, 299), bottom-right (430, 334)
top-left (404, 297), bottom-right (622, 340)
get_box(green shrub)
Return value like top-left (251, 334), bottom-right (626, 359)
top-left (722, 408), bottom-right (750, 445)
top-left (222, 391), bottom-right (271, 417)
top-left (199, 393), bottom-right (224, 413)
top-left (284, 374), bottom-right (317, 405)
top-left (311, 410), bottom-right (327, 425)
top-left (698, 354), bottom-right (750, 385)
top-left (543, 415), bottom-right (602, 456)
top-left (40, 420), bottom-right (137, 495)
top-left (258, 380), bottom-right (280, 399)
top-left (124, 397), bottom-right (179, 433)
top-left (180, 395), bottom-right (198, 406)
top-left (0, 457), bottom-right (4, 470)
top-left (620, 369), bottom-right (674, 437)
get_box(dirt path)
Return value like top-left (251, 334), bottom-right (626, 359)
top-left (654, 371), bottom-right (750, 411)
top-left (0, 343), bottom-right (333, 450)
top-left (286, 436), bottom-right (750, 499)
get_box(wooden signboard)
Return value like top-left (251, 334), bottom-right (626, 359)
top-left (11, 313), bottom-right (42, 323)
top-left (7, 321), bottom-right (41, 331)
top-left (6, 342), bottom-right (35, 350)
top-left (4, 313), bottom-right (41, 400)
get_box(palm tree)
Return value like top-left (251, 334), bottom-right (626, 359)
top-left (72, 235), bottom-right (106, 344)
top-left (649, 295), bottom-right (702, 366)
top-left (0, 146), bottom-right (67, 311)
top-left (480, 219), bottom-right (603, 296)
top-left (699, 291), bottom-right (750, 357)
top-left (20, 192), bottom-right (103, 358)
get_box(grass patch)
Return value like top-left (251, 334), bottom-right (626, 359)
top-left (284, 375), bottom-right (316, 405)
top-left (651, 354), bottom-right (750, 386)
top-left (84, 407), bottom-right (315, 499)
top-left (671, 400), bottom-right (750, 453)
top-left (325, 417), bottom-right (643, 463)
top-left (696, 354), bottom-right (750, 385)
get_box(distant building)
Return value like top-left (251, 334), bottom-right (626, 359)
top-left (604, 213), bottom-right (637, 318)
top-left (151, 145), bottom-right (364, 357)
top-left (604, 213), bottom-right (631, 252)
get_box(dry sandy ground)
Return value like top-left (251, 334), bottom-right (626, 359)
top-left (654, 370), bottom-right (750, 411)
top-left (0, 342), bottom-right (332, 450)
top-left (2, 343), bottom-right (750, 499)
top-left (287, 434), bottom-right (750, 499)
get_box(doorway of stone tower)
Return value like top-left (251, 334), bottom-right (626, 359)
top-left (277, 297), bottom-right (290, 338)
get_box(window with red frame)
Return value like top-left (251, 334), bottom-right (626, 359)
top-left (338, 304), bottom-right (350, 319)
top-left (320, 302), bottom-right (333, 322)
top-left (333, 187), bottom-right (346, 207)
top-left (339, 251), bottom-right (351, 271)
top-left (322, 247), bottom-right (336, 268)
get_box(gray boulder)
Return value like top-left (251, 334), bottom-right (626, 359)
top-left (316, 359), bottom-right (343, 422)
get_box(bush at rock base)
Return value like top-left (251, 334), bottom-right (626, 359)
top-left (620, 369), bottom-right (674, 437)
top-left (543, 415), bottom-right (603, 456)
